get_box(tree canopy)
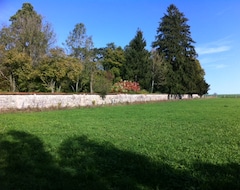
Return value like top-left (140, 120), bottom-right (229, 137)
top-left (8, 3), bottom-right (55, 64)
top-left (0, 3), bottom-right (209, 96)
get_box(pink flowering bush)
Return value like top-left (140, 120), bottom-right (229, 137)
top-left (111, 80), bottom-right (140, 93)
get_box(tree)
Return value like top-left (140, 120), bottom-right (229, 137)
top-left (37, 47), bottom-right (83, 93)
top-left (192, 59), bottom-right (210, 96)
top-left (2, 3), bottom-right (56, 65)
top-left (152, 4), bottom-right (209, 96)
top-left (65, 23), bottom-right (96, 93)
top-left (67, 58), bottom-right (84, 93)
top-left (93, 71), bottom-right (113, 99)
top-left (122, 29), bottom-right (151, 91)
top-left (150, 50), bottom-right (167, 93)
top-left (101, 43), bottom-right (125, 83)
top-left (0, 3), bottom-right (57, 92)
top-left (0, 46), bottom-right (33, 92)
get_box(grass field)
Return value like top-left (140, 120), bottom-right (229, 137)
top-left (0, 98), bottom-right (240, 189)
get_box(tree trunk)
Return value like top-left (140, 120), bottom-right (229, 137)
top-left (151, 79), bottom-right (154, 93)
top-left (75, 81), bottom-right (79, 92)
top-left (9, 75), bottom-right (16, 92)
top-left (90, 72), bottom-right (93, 93)
top-left (49, 79), bottom-right (55, 93)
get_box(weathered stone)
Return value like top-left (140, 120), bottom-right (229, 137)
top-left (0, 94), bottom-right (199, 111)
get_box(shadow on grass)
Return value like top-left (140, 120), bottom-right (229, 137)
top-left (0, 130), bottom-right (239, 190)
top-left (0, 130), bottom-right (66, 189)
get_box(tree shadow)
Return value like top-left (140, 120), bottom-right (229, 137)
top-left (0, 130), bottom-right (69, 189)
top-left (57, 135), bottom-right (192, 190)
top-left (192, 162), bottom-right (240, 190)
top-left (0, 130), bottom-right (239, 189)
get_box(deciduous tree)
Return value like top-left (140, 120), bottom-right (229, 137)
top-left (37, 47), bottom-right (83, 93)
top-left (0, 47), bottom-right (33, 92)
top-left (65, 23), bottom-right (96, 93)
top-left (150, 50), bottom-right (168, 93)
top-left (3, 3), bottom-right (56, 65)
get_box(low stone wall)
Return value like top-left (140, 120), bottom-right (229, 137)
top-left (0, 94), bottom-right (199, 111)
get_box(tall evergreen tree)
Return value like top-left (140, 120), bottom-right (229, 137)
top-left (152, 4), bottom-right (209, 96)
top-left (122, 29), bottom-right (151, 90)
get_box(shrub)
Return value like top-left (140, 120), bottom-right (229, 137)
top-left (93, 73), bottom-right (112, 99)
top-left (111, 80), bottom-right (140, 93)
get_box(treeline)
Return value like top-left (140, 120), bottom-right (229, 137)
top-left (0, 3), bottom-right (209, 96)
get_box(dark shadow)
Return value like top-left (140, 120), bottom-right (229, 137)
top-left (0, 130), bottom-right (239, 190)
top-left (192, 162), bottom-right (240, 190)
top-left (57, 135), bottom-right (240, 190)
top-left (57, 135), bottom-right (192, 190)
top-left (0, 130), bottom-right (69, 190)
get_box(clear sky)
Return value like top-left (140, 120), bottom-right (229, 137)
top-left (1, 0), bottom-right (239, 94)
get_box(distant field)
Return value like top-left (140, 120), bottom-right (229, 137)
top-left (217, 94), bottom-right (240, 98)
top-left (0, 98), bottom-right (240, 189)
top-left (206, 94), bottom-right (240, 98)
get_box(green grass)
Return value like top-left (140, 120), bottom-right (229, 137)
top-left (0, 98), bottom-right (240, 189)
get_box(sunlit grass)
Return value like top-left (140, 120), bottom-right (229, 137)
top-left (0, 98), bottom-right (240, 189)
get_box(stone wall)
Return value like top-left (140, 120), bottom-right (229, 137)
top-left (0, 94), bottom-right (199, 111)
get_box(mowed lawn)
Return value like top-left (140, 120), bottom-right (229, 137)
top-left (0, 98), bottom-right (240, 189)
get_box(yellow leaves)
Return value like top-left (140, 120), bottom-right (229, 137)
top-left (67, 59), bottom-right (83, 82)
top-left (2, 49), bottom-right (32, 68)
top-left (38, 53), bottom-right (83, 90)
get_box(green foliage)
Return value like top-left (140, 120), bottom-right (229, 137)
top-left (0, 3), bottom-right (210, 95)
top-left (0, 48), bottom-right (33, 92)
top-left (8, 3), bottom-right (56, 64)
top-left (101, 43), bottom-right (125, 83)
top-left (150, 50), bottom-right (168, 93)
top-left (93, 72), bottom-right (112, 99)
top-left (0, 99), bottom-right (240, 189)
top-left (0, 3), bottom-right (56, 92)
top-left (122, 29), bottom-right (151, 91)
top-left (192, 59), bottom-right (210, 95)
top-left (152, 4), bottom-right (209, 95)
top-left (65, 23), bottom-right (98, 93)
top-left (65, 23), bottom-right (90, 60)
top-left (36, 47), bottom-right (83, 93)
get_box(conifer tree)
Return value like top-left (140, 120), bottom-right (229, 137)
top-left (122, 29), bottom-right (151, 90)
top-left (152, 4), bottom-right (209, 96)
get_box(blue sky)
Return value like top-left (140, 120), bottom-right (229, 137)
top-left (1, 0), bottom-right (239, 94)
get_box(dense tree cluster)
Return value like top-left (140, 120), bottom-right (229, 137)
top-left (0, 3), bottom-right (209, 96)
